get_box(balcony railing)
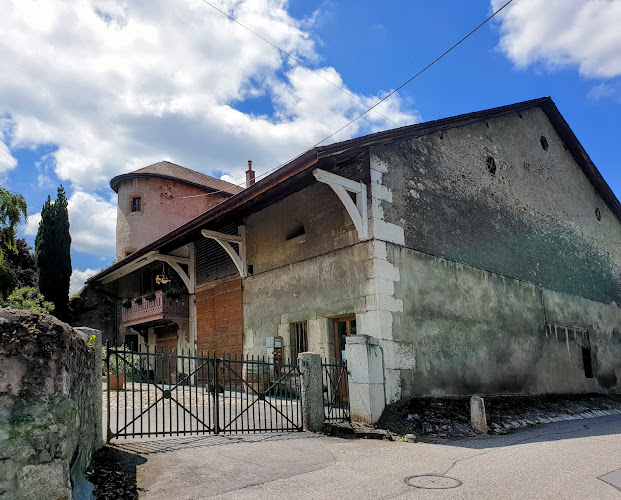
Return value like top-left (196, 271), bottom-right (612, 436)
top-left (121, 290), bottom-right (189, 327)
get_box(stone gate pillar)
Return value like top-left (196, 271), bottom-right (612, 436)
top-left (345, 335), bottom-right (385, 424)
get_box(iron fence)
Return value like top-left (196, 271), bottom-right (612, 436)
top-left (105, 345), bottom-right (302, 441)
top-left (322, 358), bottom-right (350, 422)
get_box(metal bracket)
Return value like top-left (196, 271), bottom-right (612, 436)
top-left (313, 168), bottom-right (368, 240)
top-left (201, 226), bottom-right (247, 278)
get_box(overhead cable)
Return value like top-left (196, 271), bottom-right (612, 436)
top-left (175, 0), bottom-right (515, 199)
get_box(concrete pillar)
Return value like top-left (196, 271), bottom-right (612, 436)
top-left (298, 352), bottom-right (324, 433)
top-left (470, 395), bottom-right (488, 434)
top-left (345, 335), bottom-right (385, 424)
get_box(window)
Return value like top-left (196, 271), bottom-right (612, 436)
top-left (290, 321), bottom-right (308, 361)
top-left (131, 196), bottom-right (142, 213)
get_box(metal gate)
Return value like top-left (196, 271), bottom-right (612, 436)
top-left (322, 358), bottom-right (350, 422)
top-left (105, 345), bottom-right (303, 440)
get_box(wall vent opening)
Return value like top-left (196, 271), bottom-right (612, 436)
top-left (595, 207), bottom-right (602, 221)
top-left (540, 136), bottom-right (549, 151)
top-left (486, 156), bottom-right (496, 175)
top-left (582, 347), bottom-right (594, 378)
top-left (286, 224), bottom-right (306, 241)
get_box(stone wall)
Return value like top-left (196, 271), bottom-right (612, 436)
top-left (0, 309), bottom-right (102, 500)
top-left (69, 285), bottom-right (117, 345)
top-left (372, 106), bottom-right (621, 304)
top-left (389, 245), bottom-right (621, 398)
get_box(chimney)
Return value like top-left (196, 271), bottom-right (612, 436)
top-left (245, 160), bottom-right (255, 188)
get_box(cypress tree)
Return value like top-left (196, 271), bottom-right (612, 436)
top-left (35, 186), bottom-right (72, 319)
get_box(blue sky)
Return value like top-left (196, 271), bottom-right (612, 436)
top-left (0, 0), bottom-right (619, 293)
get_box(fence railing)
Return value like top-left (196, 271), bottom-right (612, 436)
top-left (105, 345), bottom-right (302, 440)
top-left (322, 358), bottom-right (350, 423)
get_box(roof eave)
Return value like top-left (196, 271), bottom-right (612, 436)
top-left (89, 149), bottom-right (319, 284)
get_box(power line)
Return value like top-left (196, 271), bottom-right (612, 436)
top-left (198, 0), bottom-right (399, 126)
top-left (310, 0), bottom-right (515, 148)
top-left (175, 0), bottom-right (515, 199)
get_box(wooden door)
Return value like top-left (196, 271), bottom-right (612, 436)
top-left (154, 325), bottom-right (178, 382)
top-left (333, 316), bottom-right (356, 361)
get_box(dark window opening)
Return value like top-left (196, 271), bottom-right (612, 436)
top-left (131, 196), bottom-right (142, 212)
top-left (290, 321), bottom-right (308, 361)
top-left (581, 347), bottom-right (594, 378)
top-left (486, 156), bottom-right (496, 175)
top-left (540, 136), bottom-right (549, 151)
top-left (124, 334), bottom-right (139, 352)
top-left (286, 224), bottom-right (306, 241)
top-left (595, 207), bottom-right (602, 221)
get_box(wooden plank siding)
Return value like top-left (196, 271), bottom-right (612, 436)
top-left (196, 278), bottom-right (243, 355)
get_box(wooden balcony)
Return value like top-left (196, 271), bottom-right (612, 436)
top-left (121, 290), bottom-right (189, 328)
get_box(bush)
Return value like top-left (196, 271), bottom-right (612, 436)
top-left (2, 287), bottom-right (54, 314)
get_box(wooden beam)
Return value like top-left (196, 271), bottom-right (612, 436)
top-left (313, 168), bottom-right (362, 193)
top-left (99, 250), bottom-right (191, 286)
top-left (201, 226), bottom-right (247, 278)
top-left (313, 168), bottom-right (369, 240)
top-left (200, 229), bottom-right (242, 243)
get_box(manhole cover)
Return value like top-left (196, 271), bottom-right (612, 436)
top-left (405, 475), bottom-right (462, 489)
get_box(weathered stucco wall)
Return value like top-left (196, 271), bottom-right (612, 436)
top-left (243, 242), bottom-right (372, 358)
top-left (387, 244), bottom-right (621, 398)
top-left (0, 310), bottom-right (102, 500)
top-left (372, 106), bottom-right (621, 304)
top-left (245, 158), bottom-right (367, 275)
top-left (116, 177), bottom-right (229, 260)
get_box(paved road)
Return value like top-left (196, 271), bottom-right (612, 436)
top-left (115, 415), bottom-right (621, 499)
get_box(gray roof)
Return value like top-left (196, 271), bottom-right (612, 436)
top-left (110, 161), bottom-right (244, 195)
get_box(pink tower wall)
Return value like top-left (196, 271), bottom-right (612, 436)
top-left (116, 177), bottom-right (231, 260)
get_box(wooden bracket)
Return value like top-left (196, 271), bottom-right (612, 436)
top-left (313, 168), bottom-right (368, 240)
top-left (100, 250), bottom-right (194, 293)
top-left (201, 226), bottom-right (247, 278)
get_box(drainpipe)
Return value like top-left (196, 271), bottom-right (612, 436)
top-left (246, 160), bottom-right (255, 188)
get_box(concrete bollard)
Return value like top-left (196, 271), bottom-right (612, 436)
top-left (298, 352), bottom-right (324, 433)
top-left (470, 395), bottom-right (488, 434)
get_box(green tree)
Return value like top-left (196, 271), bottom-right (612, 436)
top-left (2, 287), bottom-right (54, 314)
top-left (35, 186), bottom-right (72, 320)
top-left (1, 238), bottom-right (37, 288)
top-left (0, 187), bottom-right (28, 300)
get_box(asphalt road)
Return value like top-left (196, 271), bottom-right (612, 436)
top-left (115, 414), bottom-right (621, 499)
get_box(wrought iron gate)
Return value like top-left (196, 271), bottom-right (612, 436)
top-left (105, 345), bottom-right (302, 440)
top-left (322, 358), bottom-right (350, 422)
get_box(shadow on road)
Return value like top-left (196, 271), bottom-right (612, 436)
top-left (87, 446), bottom-right (147, 499)
top-left (113, 431), bottom-right (321, 456)
top-left (426, 415), bottom-right (621, 450)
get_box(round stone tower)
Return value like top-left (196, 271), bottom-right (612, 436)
top-left (110, 161), bottom-right (243, 261)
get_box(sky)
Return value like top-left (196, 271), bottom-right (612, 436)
top-left (0, 0), bottom-right (620, 294)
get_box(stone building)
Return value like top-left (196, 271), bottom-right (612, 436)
top-left (88, 97), bottom-right (621, 420)
top-left (111, 160), bottom-right (243, 261)
top-left (72, 161), bottom-right (242, 345)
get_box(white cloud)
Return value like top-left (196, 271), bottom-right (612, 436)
top-left (22, 212), bottom-right (41, 237)
top-left (67, 191), bottom-right (117, 255)
top-left (22, 191), bottom-right (117, 256)
top-left (492, 0), bottom-right (621, 79)
top-left (0, 0), bottom-right (418, 193)
top-left (70, 268), bottom-right (100, 295)
top-left (0, 140), bottom-right (17, 174)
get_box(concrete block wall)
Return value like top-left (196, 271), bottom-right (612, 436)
top-left (0, 309), bottom-right (102, 500)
